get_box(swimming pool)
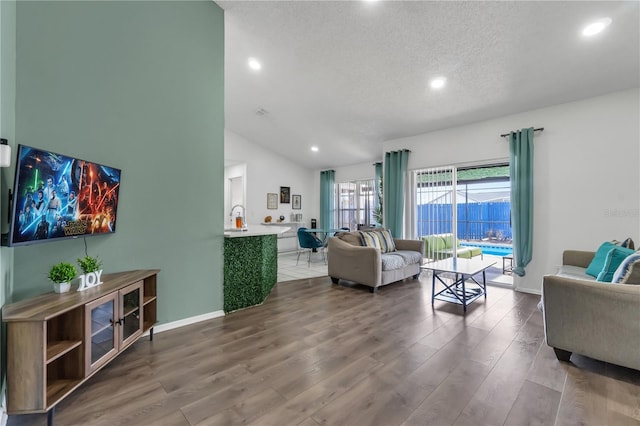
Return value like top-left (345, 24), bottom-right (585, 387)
top-left (460, 242), bottom-right (513, 257)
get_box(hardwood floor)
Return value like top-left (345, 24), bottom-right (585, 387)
top-left (8, 275), bottom-right (640, 426)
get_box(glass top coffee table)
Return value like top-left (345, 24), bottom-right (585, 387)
top-left (421, 257), bottom-right (497, 312)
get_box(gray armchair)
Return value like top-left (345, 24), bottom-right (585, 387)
top-left (542, 250), bottom-right (640, 370)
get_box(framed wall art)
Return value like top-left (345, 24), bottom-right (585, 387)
top-left (292, 194), bottom-right (301, 210)
top-left (280, 186), bottom-right (290, 204)
top-left (267, 193), bottom-right (278, 209)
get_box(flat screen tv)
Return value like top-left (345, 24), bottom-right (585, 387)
top-left (8, 145), bottom-right (121, 247)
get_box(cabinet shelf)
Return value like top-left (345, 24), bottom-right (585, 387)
top-left (46, 340), bottom-right (83, 364)
top-left (46, 379), bottom-right (82, 407)
top-left (91, 320), bottom-right (113, 338)
top-left (123, 305), bottom-right (140, 317)
top-left (143, 295), bottom-right (156, 306)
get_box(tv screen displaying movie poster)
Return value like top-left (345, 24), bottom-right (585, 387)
top-left (9, 145), bottom-right (121, 246)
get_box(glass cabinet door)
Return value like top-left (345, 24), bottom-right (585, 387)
top-left (120, 281), bottom-right (143, 348)
top-left (85, 293), bottom-right (118, 374)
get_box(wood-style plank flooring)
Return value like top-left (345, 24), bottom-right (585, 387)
top-left (8, 275), bottom-right (640, 426)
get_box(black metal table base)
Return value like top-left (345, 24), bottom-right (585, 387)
top-left (431, 270), bottom-right (487, 312)
top-left (48, 406), bottom-right (55, 426)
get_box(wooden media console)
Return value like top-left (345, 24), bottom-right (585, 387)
top-left (2, 269), bottom-right (160, 425)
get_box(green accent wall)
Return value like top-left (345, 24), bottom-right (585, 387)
top-left (1, 0), bottom-right (17, 408)
top-left (224, 235), bottom-right (277, 313)
top-left (11, 1), bottom-right (225, 323)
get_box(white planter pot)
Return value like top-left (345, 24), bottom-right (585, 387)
top-left (53, 282), bottom-right (71, 293)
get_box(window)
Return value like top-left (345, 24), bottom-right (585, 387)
top-left (335, 179), bottom-right (377, 230)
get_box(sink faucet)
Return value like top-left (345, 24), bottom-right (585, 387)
top-left (230, 204), bottom-right (247, 229)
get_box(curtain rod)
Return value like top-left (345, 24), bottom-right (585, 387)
top-left (500, 127), bottom-right (544, 138)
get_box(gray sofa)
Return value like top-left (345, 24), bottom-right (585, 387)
top-left (328, 230), bottom-right (424, 293)
top-left (542, 250), bottom-right (640, 370)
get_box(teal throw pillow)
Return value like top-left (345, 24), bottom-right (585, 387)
top-left (596, 246), bottom-right (636, 282)
top-left (585, 242), bottom-right (618, 277)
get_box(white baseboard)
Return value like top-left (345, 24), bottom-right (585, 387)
top-left (143, 310), bottom-right (225, 336)
top-left (514, 286), bottom-right (541, 295)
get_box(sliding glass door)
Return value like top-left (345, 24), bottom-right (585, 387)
top-left (415, 166), bottom-right (457, 260)
top-left (414, 163), bottom-right (512, 263)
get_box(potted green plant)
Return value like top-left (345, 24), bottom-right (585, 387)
top-left (77, 255), bottom-right (103, 274)
top-left (373, 176), bottom-right (383, 226)
top-left (77, 255), bottom-right (104, 291)
top-left (48, 262), bottom-right (77, 293)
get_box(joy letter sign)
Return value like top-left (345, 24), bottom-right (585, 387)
top-left (77, 270), bottom-right (104, 292)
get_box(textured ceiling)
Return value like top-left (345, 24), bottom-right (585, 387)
top-left (219, 1), bottom-right (640, 169)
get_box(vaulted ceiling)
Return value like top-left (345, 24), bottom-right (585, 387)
top-left (219, 1), bottom-right (640, 169)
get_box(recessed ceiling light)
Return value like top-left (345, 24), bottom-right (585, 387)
top-left (582, 18), bottom-right (612, 37)
top-left (248, 57), bottom-right (262, 70)
top-left (430, 77), bottom-right (446, 89)
top-left (311, 146), bottom-right (319, 152)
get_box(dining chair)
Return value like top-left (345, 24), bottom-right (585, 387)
top-left (297, 227), bottom-right (326, 266)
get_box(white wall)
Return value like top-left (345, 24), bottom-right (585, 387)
top-left (384, 89), bottom-right (640, 294)
top-left (334, 161), bottom-right (379, 183)
top-left (223, 162), bottom-right (247, 227)
top-left (225, 129), bottom-right (317, 227)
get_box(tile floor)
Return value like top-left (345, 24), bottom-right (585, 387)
top-left (277, 250), bottom-right (328, 282)
top-left (277, 250), bottom-right (513, 287)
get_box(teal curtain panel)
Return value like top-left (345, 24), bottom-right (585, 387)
top-left (510, 128), bottom-right (534, 276)
top-left (383, 150), bottom-right (410, 238)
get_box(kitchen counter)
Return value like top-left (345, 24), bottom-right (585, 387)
top-left (223, 225), bottom-right (289, 312)
top-left (224, 224), bottom-right (290, 238)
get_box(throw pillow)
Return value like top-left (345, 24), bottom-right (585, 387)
top-left (612, 253), bottom-right (640, 284)
top-left (621, 237), bottom-right (635, 250)
top-left (596, 246), bottom-right (636, 282)
top-left (424, 235), bottom-right (445, 251)
top-left (338, 232), bottom-right (363, 247)
top-left (359, 231), bottom-right (381, 250)
top-left (373, 229), bottom-right (396, 253)
top-left (611, 238), bottom-right (636, 250)
top-left (585, 242), bottom-right (619, 277)
top-left (441, 234), bottom-right (454, 249)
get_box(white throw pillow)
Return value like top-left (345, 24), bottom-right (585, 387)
top-left (611, 253), bottom-right (640, 284)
